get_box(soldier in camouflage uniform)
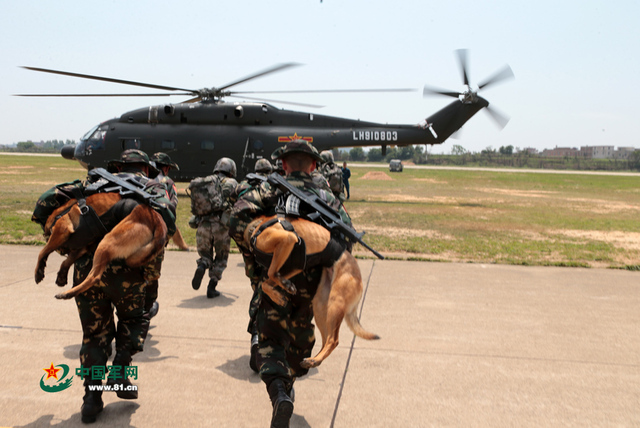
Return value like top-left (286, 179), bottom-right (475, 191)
top-left (229, 140), bottom-right (350, 428)
top-left (142, 152), bottom-right (181, 320)
top-left (191, 157), bottom-right (238, 298)
top-left (71, 149), bottom-right (174, 423)
top-left (235, 158), bottom-right (275, 373)
top-left (319, 150), bottom-right (346, 202)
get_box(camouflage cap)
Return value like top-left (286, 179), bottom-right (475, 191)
top-left (107, 149), bottom-right (158, 173)
top-left (271, 139), bottom-right (323, 162)
top-left (254, 158), bottom-right (273, 174)
top-left (151, 152), bottom-right (180, 170)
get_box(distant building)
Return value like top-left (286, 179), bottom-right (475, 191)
top-left (612, 147), bottom-right (635, 159)
top-left (541, 146), bottom-right (580, 158)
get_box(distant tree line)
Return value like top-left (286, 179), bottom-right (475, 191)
top-left (332, 144), bottom-right (640, 172)
top-left (0, 140), bottom-right (75, 153)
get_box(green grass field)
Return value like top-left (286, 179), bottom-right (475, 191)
top-left (2, 154), bottom-right (639, 269)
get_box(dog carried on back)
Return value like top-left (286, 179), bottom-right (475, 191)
top-left (245, 173), bottom-right (382, 368)
top-left (32, 167), bottom-right (175, 300)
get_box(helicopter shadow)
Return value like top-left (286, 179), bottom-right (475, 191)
top-left (17, 402), bottom-right (139, 428)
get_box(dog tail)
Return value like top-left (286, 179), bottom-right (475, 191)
top-left (345, 311), bottom-right (380, 341)
top-left (171, 227), bottom-right (190, 251)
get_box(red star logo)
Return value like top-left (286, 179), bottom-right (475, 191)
top-left (43, 363), bottom-right (61, 380)
top-left (278, 132), bottom-right (313, 143)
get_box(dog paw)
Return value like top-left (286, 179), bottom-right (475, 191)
top-left (280, 278), bottom-right (297, 295)
top-left (55, 276), bottom-right (68, 287)
top-left (35, 271), bottom-right (44, 284)
top-left (54, 293), bottom-right (71, 300)
top-left (300, 358), bottom-right (319, 369)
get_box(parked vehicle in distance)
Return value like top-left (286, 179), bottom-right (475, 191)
top-left (389, 159), bottom-right (403, 172)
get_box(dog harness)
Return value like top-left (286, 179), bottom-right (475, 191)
top-left (251, 216), bottom-right (346, 277)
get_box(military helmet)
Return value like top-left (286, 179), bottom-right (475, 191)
top-left (320, 150), bottom-right (334, 164)
top-left (271, 139), bottom-right (323, 162)
top-left (254, 158), bottom-right (273, 174)
top-left (151, 152), bottom-right (180, 170)
top-left (213, 157), bottom-right (237, 178)
top-left (107, 149), bottom-right (157, 173)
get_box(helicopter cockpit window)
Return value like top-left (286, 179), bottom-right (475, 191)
top-left (252, 140), bottom-right (264, 150)
top-left (201, 141), bottom-right (215, 150)
top-left (81, 125), bottom-right (99, 142)
top-left (162, 140), bottom-right (175, 150)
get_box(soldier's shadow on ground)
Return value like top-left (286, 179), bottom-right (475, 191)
top-left (216, 355), bottom-right (262, 384)
top-left (290, 414), bottom-right (311, 428)
top-left (177, 292), bottom-right (236, 309)
top-left (18, 402), bottom-right (139, 427)
top-left (63, 330), bottom-right (175, 364)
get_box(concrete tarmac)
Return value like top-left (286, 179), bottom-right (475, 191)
top-left (1, 245), bottom-right (638, 427)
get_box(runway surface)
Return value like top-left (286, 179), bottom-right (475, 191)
top-left (1, 245), bottom-right (638, 427)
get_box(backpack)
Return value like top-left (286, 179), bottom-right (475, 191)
top-left (323, 163), bottom-right (344, 195)
top-left (187, 175), bottom-right (225, 216)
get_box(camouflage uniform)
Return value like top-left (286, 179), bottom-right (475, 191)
top-left (229, 141), bottom-right (350, 397)
top-left (319, 150), bottom-right (346, 202)
top-left (235, 158), bottom-right (274, 323)
top-left (146, 153), bottom-right (181, 317)
top-left (70, 149), bottom-right (173, 422)
top-left (192, 158), bottom-right (238, 297)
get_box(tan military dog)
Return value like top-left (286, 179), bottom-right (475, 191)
top-left (246, 215), bottom-right (379, 369)
top-left (35, 192), bottom-right (168, 300)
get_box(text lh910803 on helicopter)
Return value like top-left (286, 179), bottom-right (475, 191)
top-left (17, 51), bottom-right (513, 181)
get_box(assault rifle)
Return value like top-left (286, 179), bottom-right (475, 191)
top-left (87, 168), bottom-right (162, 208)
top-left (247, 172), bottom-right (384, 260)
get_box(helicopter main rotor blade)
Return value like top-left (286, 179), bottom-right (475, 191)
top-left (227, 94), bottom-right (324, 108)
top-left (478, 65), bottom-right (515, 90)
top-left (231, 88), bottom-right (417, 94)
top-left (14, 93), bottom-right (194, 97)
top-left (456, 49), bottom-right (470, 86)
top-left (217, 63), bottom-right (302, 91)
top-left (20, 66), bottom-right (195, 93)
top-left (422, 85), bottom-right (460, 98)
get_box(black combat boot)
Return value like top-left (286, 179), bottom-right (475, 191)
top-left (81, 380), bottom-right (104, 424)
top-left (107, 351), bottom-right (138, 400)
top-left (206, 277), bottom-right (220, 298)
top-left (192, 263), bottom-right (206, 290)
top-left (268, 379), bottom-right (293, 428)
top-left (147, 301), bottom-right (159, 319)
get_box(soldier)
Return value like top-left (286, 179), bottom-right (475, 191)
top-left (150, 152), bottom-right (179, 209)
top-left (229, 140), bottom-right (350, 428)
top-left (235, 158), bottom-right (275, 373)
top-left (342, 161), bottom-right (351, 200)
top-left (72, 149), bottom-right (174, 423)
top-left (141, 152), bottom-right (182, 320)
top-left (189, 157), bottom-right (238, 298)
top-left (319, 150), bottom-right (346, 202)
top-left (235, 158), bottom-right (273, 199)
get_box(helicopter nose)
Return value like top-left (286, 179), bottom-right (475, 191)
top-left (61, 145), bottom-right (76, 160)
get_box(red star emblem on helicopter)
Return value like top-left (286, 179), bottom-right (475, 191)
top-left (278, 133), bottom-right (313, 143)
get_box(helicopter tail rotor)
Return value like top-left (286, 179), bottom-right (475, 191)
top-left (423, 49), bottom-right (513, 130)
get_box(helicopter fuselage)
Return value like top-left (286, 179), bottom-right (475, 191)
top-left (63, 98), bottom-right (487, 181)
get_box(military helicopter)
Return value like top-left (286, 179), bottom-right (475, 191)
top-left (16, 50), bottom-right (513, 181)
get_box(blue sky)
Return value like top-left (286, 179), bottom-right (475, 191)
top-left (1, 0), bottom-right (638, 154)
